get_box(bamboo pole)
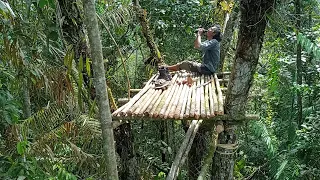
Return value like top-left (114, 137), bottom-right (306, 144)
top-left (152, 74), bottom-right (178, 117)
top-left (175, 83), bottom-right (189, 119)
top-left (189, 75), bottom-right (197, 118)
top-left (194, 74), bottom-right (201, 119)
top-left (169, 82), bottom-right (186, 119)
top-left (164, 79), bottom-right (182, 119)
top-left (204, 76), bottom-right (210, 118)
top-left (184, 74), bottom-right (194, 118)
top-left (214, 74), bottom-right (224, 115)
top-left (208, 76), bottom-right (215, 117)
top-left (133, 88), bottom-right (156, 116)
top-left (159, 75), bottom-right (180, 118)
top-left (127, 87), bottom-right (154, 116)
top-left (149, 90), bottom-right (166, 117)
top-left (167, 74), bottom-right (186, 119)
top-left (211, 75), bottom-right (219, 114)
top-left (120, 74), bottom-right (157, 115)
top-left (144, 89), bottom-right (162, 116)
top-left (166, 120), bottom-right (203, 180)
top-left (200, 75), bottom-right (206, 118)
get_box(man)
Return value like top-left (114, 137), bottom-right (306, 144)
top-left (155, 24), bottom-right (221, 88)
top-left (167, 24), bottom-right (222, 75)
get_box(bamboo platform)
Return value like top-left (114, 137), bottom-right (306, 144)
top-left (112, 71), bottom-right (229, 120)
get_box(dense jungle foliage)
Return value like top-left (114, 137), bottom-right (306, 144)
top-left (0, 0), bottom-right (320, 179)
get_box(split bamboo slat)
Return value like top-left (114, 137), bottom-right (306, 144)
top-left (179, 85), bottom-right (190, 119)
top-left (159, 75), bottom-right (180, 118)
top-left (211, 75), bottom-right (219, 114)
top-left (200, 75), bottom-right (206, 118)
top-left (128, 87), bottom-right (154, 116)
top-left (204, 76), bottom-right (210, 118)
top-left (149, 90), bottom-right (166, 117)
top-left (165, 75), bottom-right (184, 119)
top-left (152, 74), bottom-right (179, 117)
top-left (120, 74), bottom-right (158, 116)
top-left (208, 76), bottom-right (215, 117)
top-left (195, 74), bottom-right (201, 119)
top-left (172, 73), bottom-right (189, 119)
top-left (184, 73), bottom-right (194, 118)
top-left (214, 74), bottom-right (224, 115)
top-left (144, 89), bottom-right (162, 116)
top-left (189, 75), bottom-right (197, 118)
top-left (113, 72), bottom-right (227, 120)
top-left (133, 88), bottom-right (156, 116)
top-left (174, 83), bottom-right (189, 119)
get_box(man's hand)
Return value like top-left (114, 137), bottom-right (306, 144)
top-left (196, 28), bottom-right (205, 36)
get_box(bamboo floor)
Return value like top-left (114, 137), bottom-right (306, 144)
top-left (112, 71), bottom-right (228, 120)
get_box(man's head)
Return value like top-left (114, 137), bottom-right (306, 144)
top-left (207, 24), bottom-right (222, 42)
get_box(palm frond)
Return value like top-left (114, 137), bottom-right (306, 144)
top-left (100, 6), bottom-right (135, 29)
top-left (250, 120), bottom-right (276, 157)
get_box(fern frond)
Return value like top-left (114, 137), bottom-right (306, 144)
top-left (100, 6), bottom-right (134, 29)
top-left (274, 160), bottom-right (288, 179)
top-left (250, 121), bottom-right (276, 157)
top-left (297, 33), bottom-right (320, 58)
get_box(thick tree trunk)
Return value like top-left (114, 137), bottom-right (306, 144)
top-left (82, 0), bottom-right (119, 179)
top-left (219, 3), bottom-right (239, 71)
top-left (212, 0), bottom-right (275, 179)
top-left (188, 126), bottom-right (207, 180)
top-left (114, 123), bottom-right (139, 180)
top-left (295, 0), bottom-right (303, 127)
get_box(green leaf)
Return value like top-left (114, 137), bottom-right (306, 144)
top-left (86, 57), bottom-right (91, 77)
top-left (39, 0), bottom-right (48, 8)
top-left (17, 141), bottom-right (27, 155)
top-left (48, 31), bottom-right (59, 41)
top-left (274, 160), bottom-right (288, 179)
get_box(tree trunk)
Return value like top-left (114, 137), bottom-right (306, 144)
top-left (295, 0), bottom-right (303, 127)
top-left (188, 126), bottom-right (207, 180)
top-left (22, 79), bottom-right (31, 119)
top-left (219, 2), bottom-right (239, 71)
top-left (212, 0), bottom-right (275, 179)
top-left (114, 123), bottom-right (139, 180)
top-left (82, 0), bottom-right (119, 179)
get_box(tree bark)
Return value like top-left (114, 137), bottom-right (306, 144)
top-left (212, 0), bottom-right (275, 179)
top-left (82, 0), bottom-right (119, 179)
top-left (295, 0), bottom-right (303, 127)
top-left (22, 79), bottom-right (31, 119)
top-left (219, 2), bottom-right (239, 72)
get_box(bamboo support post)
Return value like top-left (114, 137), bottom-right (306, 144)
top-left (214, 74), bottom-right (224, 115)
top-left (166, 120), bottom-right (203, 180)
